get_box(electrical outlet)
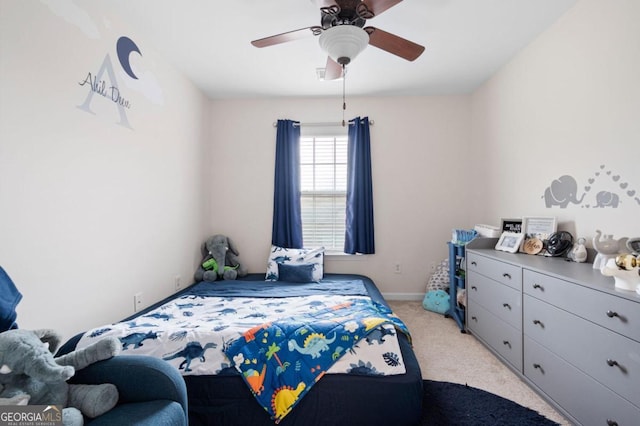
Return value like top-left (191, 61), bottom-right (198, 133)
top-left (394, 262), bottom-right (401, 274)
top-left (133, 292), bottom-right (144, 312)
top-left (174, 275), bottom-right (182, 291)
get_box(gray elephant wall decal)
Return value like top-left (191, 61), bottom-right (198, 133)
top-left (543, 175), bottom-right (585, 208)
top-left (542, 165), bottom-right (639, 209)
top-left (595, 191), bottom-right (620, 208)
top-left (584, 164), bottom-right (639, 208)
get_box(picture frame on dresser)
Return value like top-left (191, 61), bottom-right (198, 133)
top-left (500, 218), bottom-right (523, 233)
top-left (519, 216), bottom-right (557, 255)
top-left (627, 237), bottom-right (640, 255)
top-left (495, 231), bottom-right (525, 253)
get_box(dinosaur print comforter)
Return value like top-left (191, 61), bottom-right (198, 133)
top-left (224, 298), bottom-right (410, 423)
top-left (75, 280), bottom-right (408, 399)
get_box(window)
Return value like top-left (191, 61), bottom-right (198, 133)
top-left (300, 134), bottom-right (348, 251)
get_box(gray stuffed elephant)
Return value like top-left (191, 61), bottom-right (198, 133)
top-left (194, 234), bottom-right (248, 281)
top-left (0, 329), bottom-right (120, 426)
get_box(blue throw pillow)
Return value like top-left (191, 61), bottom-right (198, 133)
top-left (278, 263), bottom-right (316, 283)
top-left (422, 289), bottom-right (450, 315)
top-left (265, 245), bottom-right (324, 281)
top-left (0, 266), bottom-right (22, 332)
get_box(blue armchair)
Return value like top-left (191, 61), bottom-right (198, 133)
top-left (1, 267), bottom-right (187, 425)
top-left (68, 355), bottom-right (188, 426)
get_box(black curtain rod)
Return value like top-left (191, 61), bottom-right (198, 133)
top-left (272, 119), bottom-right (374, 127)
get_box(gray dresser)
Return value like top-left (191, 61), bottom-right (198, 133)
top-left (465, 239), bottom-right (640, 426)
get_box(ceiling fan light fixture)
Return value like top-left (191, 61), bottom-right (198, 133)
top-left (319, 25), bottom-right (369, 65)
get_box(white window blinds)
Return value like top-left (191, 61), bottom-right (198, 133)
top-left (300, 135), bottom-right (348, 251)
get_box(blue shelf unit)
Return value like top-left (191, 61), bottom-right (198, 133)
top-left (446, 242), bottom-right (466, 332)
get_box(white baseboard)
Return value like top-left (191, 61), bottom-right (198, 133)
top-left (382, 292), bottom-right (424, 301)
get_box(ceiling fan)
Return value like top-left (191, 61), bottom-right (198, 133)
top-left (251, 0), bottom-right (425, 80)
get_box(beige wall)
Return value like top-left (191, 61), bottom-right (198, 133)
top-left (0, 2), bottom-right (210, 337)
top-left (3, 0), bottom-right (638, 339)
top-left (208, 96), bottom-right (472, 298)
top-left (208, 0), bottom-right (640, 298)
top-left (470, 0), bottom-right (640, 240)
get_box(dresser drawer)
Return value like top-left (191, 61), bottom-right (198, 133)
top-left (467, 271), bottom-right (522, 330)
top-left (467, 253), bottom-right (522, 290)
top-left (524, 295), bottom-right (640, 408)
top-left (525, 336), bottom-right (640, 426)
top-left (468, 302), bottom-right (522, 371)
top-left (524, 269), bottom-right (640, 342)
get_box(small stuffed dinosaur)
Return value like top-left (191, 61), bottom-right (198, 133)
top-left (0, 329), bottom-right (121, 426)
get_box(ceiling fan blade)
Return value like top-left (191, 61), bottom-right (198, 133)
top-left (251, 27), bottom-right (318, 48)
top-left (363, 0), bottom-right (402, 17)
top-left (365, 27), bottom-right (425, 61)
top-left (324, 57), bottom-right (343, 80)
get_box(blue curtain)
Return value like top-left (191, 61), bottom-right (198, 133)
top-left (345, 116), bottom-right (375, 254)
top-left (271, 119), bottom-right (303, 248)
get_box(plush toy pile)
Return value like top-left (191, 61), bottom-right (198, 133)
top-left (194, 234), bottom-right (248, 281)
top-left (0, 328), bottom-right (120, 426)
top-left (422, 258), bottom-right (451, 314)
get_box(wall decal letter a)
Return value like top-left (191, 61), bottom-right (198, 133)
top-left (77, 53), bottom-right (132, 129)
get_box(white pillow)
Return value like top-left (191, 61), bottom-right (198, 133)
top-left (265, 245), bottom-right (324, 282)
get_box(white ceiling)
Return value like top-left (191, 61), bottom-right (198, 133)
top-left (109, 0), bottom-right (577, 100)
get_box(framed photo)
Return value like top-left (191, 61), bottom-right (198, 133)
top-left (500, 218), bottom-right (522, 233)
top-left (520, 216), bottom-right (557, 255)
top-left (627, 237), bottom-right (640, 255)
top-left (495, 232), bottom-right (525, 253)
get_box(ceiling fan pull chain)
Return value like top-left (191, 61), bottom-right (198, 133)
top-left (342, 64), bottom-right (346, 127)
top-left (342, 90), bottom-right (345, 127)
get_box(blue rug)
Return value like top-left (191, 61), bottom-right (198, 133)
top-left (421, 380), bottom-right (560, 425)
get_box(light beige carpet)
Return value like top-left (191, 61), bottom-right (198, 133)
top-left (388, 300), bottom-right (571, 425)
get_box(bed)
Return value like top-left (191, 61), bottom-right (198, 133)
top-left (58, 273), bottom-right (423, 425)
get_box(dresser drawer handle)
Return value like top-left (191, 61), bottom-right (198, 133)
top-left (502, 303), bottom-right (511, 310)
top-left (606, 310), bottom-right (619, 318)
top-left (502, 340), bottom-right (511, 348)
top-left (533, 319), bottom-right (544, 328)
top-left (471, 316), bottom-right (478, 322)
top-left (471, 261), bottom-right (477, 266)
top-left (532, 283), bottom-right (543, 291)
top-left (502, 273), bottom-right (511, 279)
top-left (471, 286), bottom-right (477, 291)
top-left (605, 359), bottom-right (628, 373)
top-left (607, 420), bottom-right (619, 426)
top-left (532, 363), bottom-right (544, 374)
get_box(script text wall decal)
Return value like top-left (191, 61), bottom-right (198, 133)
top-left (77, 36), bottom-right (140, 129)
